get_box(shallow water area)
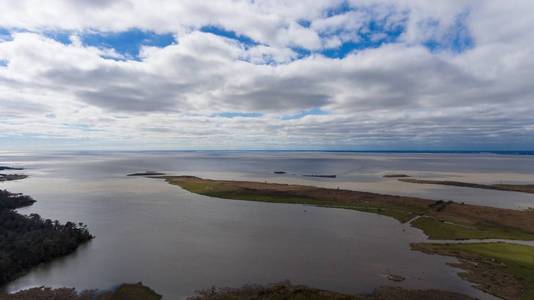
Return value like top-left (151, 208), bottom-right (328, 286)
top-left (2, 151), bottom-right (531, 299)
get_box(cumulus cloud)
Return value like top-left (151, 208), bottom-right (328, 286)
top-left (0, 0), bottom-right (534, 149)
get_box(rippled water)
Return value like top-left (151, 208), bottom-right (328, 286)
top-left (1, 151), bottom-right (532, 299)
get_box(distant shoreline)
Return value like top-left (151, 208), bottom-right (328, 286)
top-left (4, 150), bottom-right (534, 157)
top-left (0, 166), bottom-right (23, 171)
top-left (127, 171), bottom-right (166, 176)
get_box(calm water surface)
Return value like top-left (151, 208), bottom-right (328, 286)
top-left (2, 151), bottom-right (533, 299)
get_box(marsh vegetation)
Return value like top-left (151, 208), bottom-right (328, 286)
top-left (413, 242), bottom-right (534, 300)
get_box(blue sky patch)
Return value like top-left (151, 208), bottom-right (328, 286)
top-left (318, 5), bottom-right (408, 59)
top-left (422, 10), bottom-right (474, 54)
top-left (281, 107), bottom-right (329, 120)
top-left (291, 47), bottom-right (312, 60)
top-left (44, 31), bottom-right (72, 45)
top-left (0, 27), bottom-right (12, 41)
top-left (201, 25), bottom-right (259, 48)
top-left (297, 19), bottom-right (312, 28)
top-left (216, 112), bottom-right (263, 118)
top-left (321, 22), bottom-right (405, 58)
top-left (81, 28), bottom-right (175, 60)
top-left (1, 27), bottom-right (72, 45)
top-left (324, 1), bottom-right (352, 18)
top-left (61, 123), bottom-right (94, 131)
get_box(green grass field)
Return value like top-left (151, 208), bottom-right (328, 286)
top-left (411, 216), bottom-right (534, 240)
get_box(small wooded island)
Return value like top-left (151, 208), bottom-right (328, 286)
top-left (0, 169), bottom-right (93, 286)
top-left (0, 167), bottom-right (23, 171)
top-left (0, 174), bottom-right (27, 182)
top-left (0, 166), bottom-right (27, 182)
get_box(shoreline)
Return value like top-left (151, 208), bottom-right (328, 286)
top-left (0, 167), bottom-right (93, 287)
top-left (0, 281), bottom-right (477, 300)
top-left (2, 170), bottom-right (532, 299)
top-left (399, 178), bottom-right (534, 194)
top-left (412, 242), bottom-right (534, 300)
top-left (157, 175), bottom-right (534, 299)
top-left (159, 175), bottom-right (534, 241)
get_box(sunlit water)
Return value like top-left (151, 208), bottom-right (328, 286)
top-left (1, 151), bottom-right (533, 299)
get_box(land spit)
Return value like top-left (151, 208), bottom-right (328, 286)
top-left (157, 175), bottom-right (534, 299)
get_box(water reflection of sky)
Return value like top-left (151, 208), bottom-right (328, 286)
top-left (0, 151), bottom-right (530, 299)
top-left (6, 151), bottom-right (532, 209)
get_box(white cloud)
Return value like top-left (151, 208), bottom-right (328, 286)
top-left (1, 0), bottom-right (534, 149)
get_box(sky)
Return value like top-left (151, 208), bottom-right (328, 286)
top-left (0, 0), bottom-right (533, 150)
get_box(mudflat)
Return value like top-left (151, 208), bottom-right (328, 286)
top-left (400, 178), bottom-right (534, 194)
top-left (412, 243), bottom-right (534, 300)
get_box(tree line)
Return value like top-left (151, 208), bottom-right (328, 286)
top-left (0, 190), bottom-right (35, 209)
top-left (0, 189), bottom-right (94, 285)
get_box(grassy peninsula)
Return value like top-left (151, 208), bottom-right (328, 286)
top-left (162, 176), bottom-right (430, 222)
top-left (158, 175), bottom-right (534, 299)
top-left (160, 176), bottom-right (534, 241)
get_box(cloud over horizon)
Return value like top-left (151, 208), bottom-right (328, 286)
top-left (0, 0), bottom-right (533, 150)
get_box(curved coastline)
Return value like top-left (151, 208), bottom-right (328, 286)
top-left (2, 169), bottom-right (532, 299)
top-left (0, 167), bottom-right (94, 287)
top-left (157, 175), bottom-right (534, 300)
